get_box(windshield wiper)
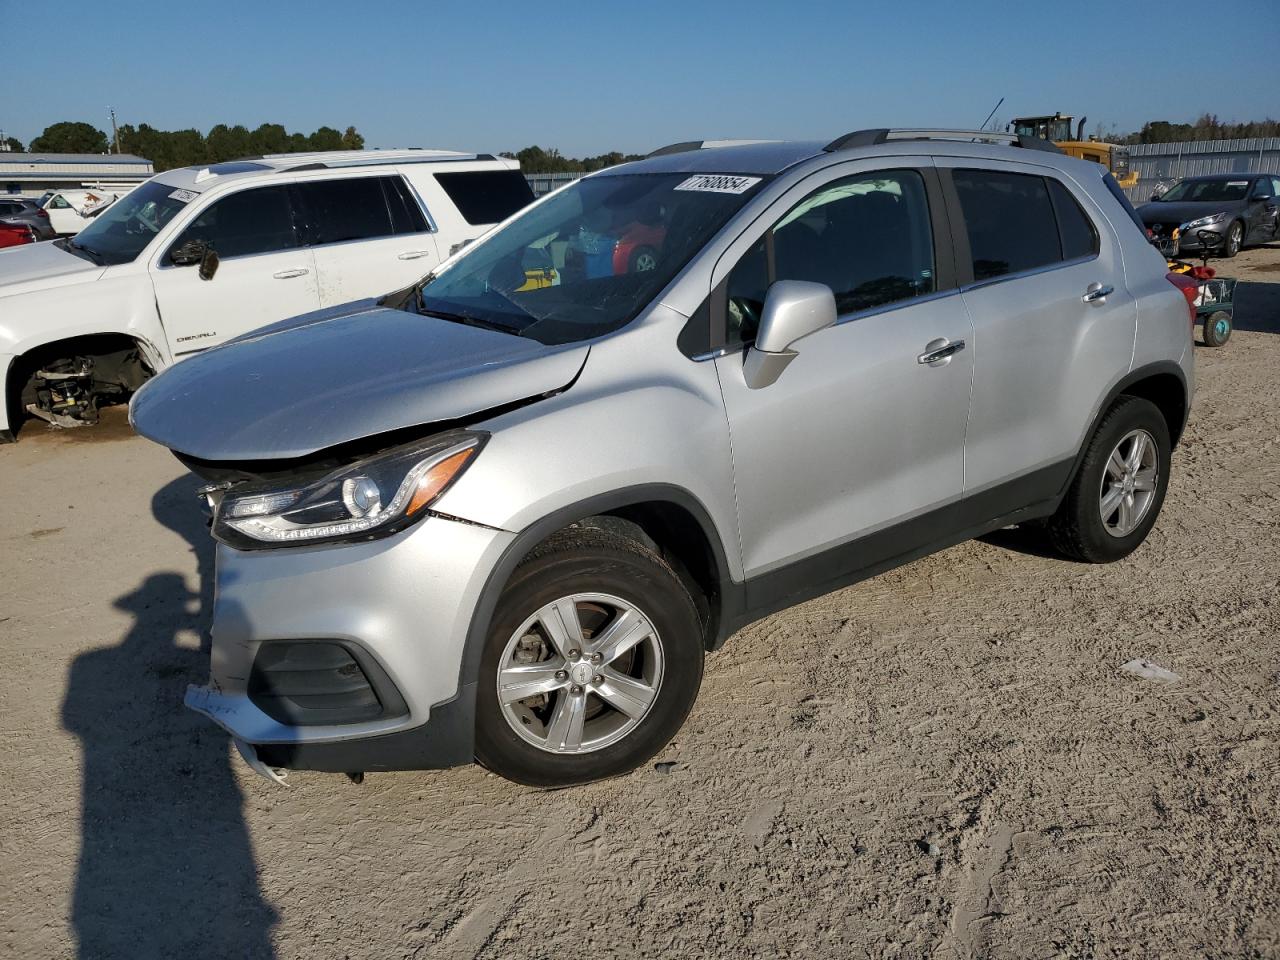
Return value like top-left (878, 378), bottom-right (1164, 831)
top-left (418, 304), bottom-right (523, 335)
top-left (66, 239), bottom-right (105, 265)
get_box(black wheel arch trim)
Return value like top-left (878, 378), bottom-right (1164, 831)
top-left (1064, 360), bottom-right (1189, 497)
top-left (450, 484), bottom-right (741, 753)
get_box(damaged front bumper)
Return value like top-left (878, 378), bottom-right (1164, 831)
top-left (187, 514), bottom-right (514, 782)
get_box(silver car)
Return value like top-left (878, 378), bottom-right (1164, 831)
top-left (131, 129), bottom-right (1194, 787)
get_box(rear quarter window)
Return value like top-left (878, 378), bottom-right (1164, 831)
top-left (433, 170), bottom-right (535, 225)
top-left (1102, 172), bottom-right (1147, 236)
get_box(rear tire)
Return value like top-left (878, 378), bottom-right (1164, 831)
top-left (1047, 396), bottom-right (1171, 563)
top-left (475, 526), bottom-right (704, 787)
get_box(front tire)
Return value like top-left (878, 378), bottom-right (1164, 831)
top-left (1047, 396), bottom-right (1171, 563)
top-left (1222, 220), bottom-right (1243, 258)
top-left (475, 527), bottom-right (704, 787)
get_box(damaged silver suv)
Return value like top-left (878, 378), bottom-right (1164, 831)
top-left (132, 130), bottom-right (1194, 787)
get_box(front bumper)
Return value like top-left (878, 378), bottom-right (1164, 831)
top-left (185, 514), bottom-right (514, 772)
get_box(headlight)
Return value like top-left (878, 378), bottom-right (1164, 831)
top-left (212, 432), bottom-right (484, 549)
top-left (1181, 213), bottom-right (1227, 231)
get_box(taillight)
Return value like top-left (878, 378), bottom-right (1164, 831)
top-left (35, 208), bottom-right (48, 218)
top-left (1166, 272), bottom-right (1199, 325)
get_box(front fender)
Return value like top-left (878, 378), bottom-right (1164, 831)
top-left (0, 273), bottom-right (169, 365)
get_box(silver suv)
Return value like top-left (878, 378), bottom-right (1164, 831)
top-left (132, 129), bottom-right (1194, 787)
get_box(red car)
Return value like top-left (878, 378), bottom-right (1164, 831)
top-left (0, 222), bottom-right (36, 249)
top-left (612, 220), bottom-right (666, 274)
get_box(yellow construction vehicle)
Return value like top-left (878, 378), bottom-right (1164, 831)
top-left (1009, 113), bottom-right (1139, 188)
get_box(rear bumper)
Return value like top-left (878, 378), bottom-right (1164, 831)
top-left (187, 514), bottom-right (514, 772)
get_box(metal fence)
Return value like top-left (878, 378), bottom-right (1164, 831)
top-left (524, 171), bottom-right (583, 197)
top-left (1123, 138), bottom-right (1280, 201)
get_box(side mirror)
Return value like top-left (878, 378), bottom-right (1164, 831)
top-left (1149, 193), bottom-right (1161, 202)
top-left (169, 238), bottom-right (206, 266)
top-left (742, 280), bottom-right (837, 389)
top-left (170, 239), bottom-right (220, 281)
top-left (198, 247), bottom-right (220, 281)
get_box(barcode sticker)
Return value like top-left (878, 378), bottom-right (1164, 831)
top-left (673, 175), bottom-right (761, 195)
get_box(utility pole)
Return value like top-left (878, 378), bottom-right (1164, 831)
top-left (0, 129), bottom-right (9, 152)
top-left (108, 107), bottom-right (120, 154)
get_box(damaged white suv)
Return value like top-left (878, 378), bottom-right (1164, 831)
top-left (0, 150), bottom-right (533, 441)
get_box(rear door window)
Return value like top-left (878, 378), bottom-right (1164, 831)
top-left (433, 170), bottom-right (535, 225)
top-left (953, 170), bottom-right (1060, 282)
top-left (170, 185), bottom-right (300, 259)
top-left (295, 176), bottom-right (428, 245)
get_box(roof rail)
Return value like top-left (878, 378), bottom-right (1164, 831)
top-left (645, 138), bottom-right (780, 159)
top-left (824, 128), bottom-right (1062, 154)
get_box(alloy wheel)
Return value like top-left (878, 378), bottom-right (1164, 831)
top-left (496, 593), bottom-right (664, 754)
top-left (1098, 428), bottom-right (1159, 537)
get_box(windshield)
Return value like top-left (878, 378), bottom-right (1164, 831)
top-left (415, 172), bottom-right (766, 345)
top-left (1158, 179), bottom-right (1250, 203)
top-left (69, 180), bottom-right (196, 265)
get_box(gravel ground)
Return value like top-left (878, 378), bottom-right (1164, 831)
top-left (2, 246), bottom-right (1278, 960)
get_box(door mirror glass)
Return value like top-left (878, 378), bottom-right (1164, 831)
top-left (169, 238), bottom-right (206, 266)
top-left (743, 280), bottom-right (836, 389)
top-left (198, 247), bottom-right (220, 281)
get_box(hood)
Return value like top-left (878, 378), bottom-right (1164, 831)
top-left (0, 240), bottom-right (103, 296)
top-left (130, 300), bottom-right (589, 461)
top-left (1137, 200), bottom-right (1245, 226)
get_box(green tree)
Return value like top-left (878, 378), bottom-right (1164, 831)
top-left (308, 126), bottom-right (344, 151)
top-left (206, 123), bottom-right (253, 162)
top-left (29, 121), bottom-right (109, 154)
top-left (340, 126), bottom-right (365, 150)
top-left (2, 135), bottom-right (22, 152)
top-left (249, 123), bottom-right (289, 155)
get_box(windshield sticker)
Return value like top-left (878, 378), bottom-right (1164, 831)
top-left (1227, 181), bottom-right (1248, 188)
top-left (168, 189), bottom-right (199, 203)
top-left (673, 175), bottom-right (762, 195)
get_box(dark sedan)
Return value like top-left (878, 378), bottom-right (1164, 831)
top-left (1137, 173), bottom-right (1280, 257)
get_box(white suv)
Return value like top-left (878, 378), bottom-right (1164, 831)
top-left (0, 150), bottom-right (533, 440)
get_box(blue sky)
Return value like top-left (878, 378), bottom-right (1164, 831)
top-left (4, 0), bottom-right (1277, 156)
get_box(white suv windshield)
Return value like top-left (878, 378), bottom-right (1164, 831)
top-left (416, 172), bottom-right (766, 345)
top-left (67, 181), bottom-right (195, 265)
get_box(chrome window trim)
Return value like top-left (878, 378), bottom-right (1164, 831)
top-left (958, 251), bottom-right (1100, 294)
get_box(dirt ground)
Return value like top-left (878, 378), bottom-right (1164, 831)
top-left (2, 247), bottom-right (1279, 960)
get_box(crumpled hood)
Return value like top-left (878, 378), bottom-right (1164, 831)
top-left (0, 240), bottom-right (103, 296)
top-left (1137, 200), bottom-right (1246, 227)
top-left (130, 300), bottom-right (588, 461)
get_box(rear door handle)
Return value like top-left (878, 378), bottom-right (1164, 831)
top-left (272, 268), bottom-right (309, 279)
top-left (398, 250), bottom-right (433, 261)
top-left (917, 338), bottom-right (965, 365)
top-left (1081, 282), bottom-right (1114, 303)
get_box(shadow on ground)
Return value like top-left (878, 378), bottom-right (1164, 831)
top-left (1234, 280), bottom-right (1280, 334)
top-left (60, 474), bottom-right (277, 959)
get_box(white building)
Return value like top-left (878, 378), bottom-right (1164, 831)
top-left (0, 153), bottom-right (154, 198)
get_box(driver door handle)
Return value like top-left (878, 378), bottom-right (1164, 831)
top-left (917, 338), bottom-right (965, 365)
top-left (272, 268), bottom-right (309, 279)
top-left (1082, 282), bottom-right (1114, 303)
top-left (397, 250), bottom-right (433, 261)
